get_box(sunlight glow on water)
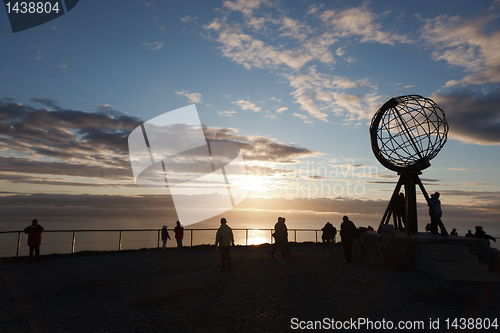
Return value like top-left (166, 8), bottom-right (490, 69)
top-left (247, 236), bottom-right (269, 246)
top-left (245, 229), bottom-right (273, 245)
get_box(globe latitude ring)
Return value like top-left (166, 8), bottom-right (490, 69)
top-left (370, 95), bottom-right (449, 173)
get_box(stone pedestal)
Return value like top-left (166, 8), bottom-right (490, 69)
top-left (352, 231), bottom-right (498, 271)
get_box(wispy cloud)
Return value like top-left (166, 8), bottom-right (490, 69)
top-left (175, 90), bottom-right (202, 104)
top-left (33, 50), bottom-right (50, 60)
top-left (292, 113), bottom-right (313, 124)
top-left (277, 16), bottom-right (313, 42)
top-left (203, 126), bottom-right (316, 163)
top-left (419, 3), bottom-right (500, 86)
top-left (30, 97), bottom-right (62, 111)
top-left (180, 15), bottom-right (198, 23)
top-left (318, 4), bottom-right (411, 45)
top-left (276, 107), bottom-right (288, 113)
top-left (218, 110), bottom-right (237, 117)
top-left (284, 66), bottom-right (381, 121)
top-left (204, 18), bottom-right (323, 70)
top-left (293, 113), bottom-right (308, 120)
top-left (231, 99), bottom-right (261, 112)
top-left (142, 41), bottom-right (164, 50)
top-left (203, 1), bottom-right (395, 122)
top-left (264, 112), bottom-right (277, 120)
top-left (222, 0), bottom-right (270, 16)
top-left (395, 84), bottom-right (416, 90)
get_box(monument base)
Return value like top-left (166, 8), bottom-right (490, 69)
top-left (352, 231), bottom-right (499, 272)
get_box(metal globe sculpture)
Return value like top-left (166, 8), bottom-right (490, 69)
top-left (370, 95), bottom-right (448, 173)
top-left (370, 95), bottom-right (449, 236)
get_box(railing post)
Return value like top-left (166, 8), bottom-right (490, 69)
top-left (119, 231), bottom-right (122, 251)
top-left (315, 230), bottom-right (318, 243)
top-left (16, 232), bottom-right (21, 258)
top-left (294, 230), bottom-right (297, 243)
top-left (72, 231), bottom-right (76, 254)
top-left (246, 229), bottom-right (248, 246)
top-left (190, 229), bottom-right (193, 247)
top-left (158, 230), bottom-right (160, 248)
top-left (270, 230), bottom-right (273, 244)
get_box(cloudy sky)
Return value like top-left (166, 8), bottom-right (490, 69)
top-left (1, 0), bottom-right (499, 237)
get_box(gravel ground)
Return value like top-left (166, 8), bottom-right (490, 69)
top-left (1, 244), bottom-right (499, 333)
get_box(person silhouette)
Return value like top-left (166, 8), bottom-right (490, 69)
top-left (215, 218), bottom-right (234, 272)
top-left (174, 221), bottom-right (184, 251)
top-left (340, 216), bottom-right (358, 263)
top-left (428, 192), bottom-right (442, 234)
top-left (465, 230), bottom-right (474, 238)
top-left (271, 217), bottom-right (287, 257)
top-left (474, 226), bottom-right (496, 242)
top-left (161, 225), bottom-right (171, 252)
top-left (321, 222), bottom-right (336, 252)
top-left (24, 219), bottom-right (44, 263)
top-left (393, 192), bottom-right (406, 231)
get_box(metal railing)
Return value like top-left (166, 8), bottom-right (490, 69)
top-left (0, 228), bottom-right (332, 259)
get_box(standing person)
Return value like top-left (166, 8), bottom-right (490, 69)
top-left (321, 222), bottom-right (335, 252)
top-left (393, 192), bottom-right (406, 231)
top-left (174, 221), bottom-right (184, 251)
top-left (474, 226), bottom-right (497, 242)
top-left (161, 225), bottom-right (171, 252)
top-left (428, 192), bottom-right (442, 234)
top-left (24, 219), bottom-right (44, 263)
top-left (465, 230), bottom-right (474, 238)
top-left (271, 217), bottom-right (287, 257)
top-left (340, 216), bottom-right (358, 263)
top-left (215, 218), bottom-right (234, 272)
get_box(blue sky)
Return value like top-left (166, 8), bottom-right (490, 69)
top-left (1, 0), bottom-right (499, 235)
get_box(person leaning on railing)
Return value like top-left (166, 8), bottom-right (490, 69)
top-left (174, 221), bottom-right (184, 251)
top-left (161, 225), bottom-right (171, 252)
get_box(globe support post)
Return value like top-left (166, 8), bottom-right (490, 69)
top-left (377, 177), bottom-right (404, 231)
top-left (404, 172), bottom-right (418, 235)
top-left (377, 171), bottom-right (449, 236)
